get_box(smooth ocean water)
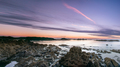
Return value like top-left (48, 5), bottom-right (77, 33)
top-left (34, 40), bottom-right (120, 50)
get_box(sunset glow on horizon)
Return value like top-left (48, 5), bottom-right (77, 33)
top-left (0, 0), bottom-right (120, 39)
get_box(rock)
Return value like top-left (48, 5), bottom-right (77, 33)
top-left (81, 54), bottom-right (90, 61)
top-left (93, 49), bottom-right (96, 51)
top-left (41, 51), bottom-right (47, 54)
top-left (99, 62), bottom-right (106, 67)
top-left (70, 46), bottom-right (82, 54)
top-left (104, 50), bottom-right (111, 53)
top-left (59, 44), bottom-right (68, 47)
top-left (33, 54), bottom-right (41, 57)
top-left (60, 53), bottom-right (66, 56)
top-left (94, 60), bottom-right (100, 67)
top-left (16, 51), bottom-right (26, 57)
top-left (52, 62), bottom-right (60, 67)
top-left (111, 49), bottom-right (120, 53)
top-left (29, 61), bottom-right (48, 67)
top-left (92, 53), bottom-right (95, 57)
top-left (0, 57), bottom-right (7, 61)
top-left (101, 50), bottom-right (103, 53)
top-left (104, 57), bottom-right (114, 67)
top-left (86, 60), bottom-right (95, 67)
top-left (111, 59), bottom-right (119, 67)
top-left (15, 56), bottom-right (35, 67)
top-left (59, 46), bottom-right (90, 67)
top-left (45, 57), bottom-right (54, 62)
top-left (45, 55), bottom-right (51, 58)
top-left (97, 50), bottom-right (100, 53)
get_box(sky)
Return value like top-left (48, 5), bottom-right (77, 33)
top-left (0, 0), bottom-right (120, 39)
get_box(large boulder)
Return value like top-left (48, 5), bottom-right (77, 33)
top-left (59, 46), bottom-right (90, 67)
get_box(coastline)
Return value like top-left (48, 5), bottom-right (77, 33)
top-left (0, 39), bottom-right (120, 67)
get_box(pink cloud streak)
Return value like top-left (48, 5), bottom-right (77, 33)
top-left (63, 3), bottom-right (96, 24)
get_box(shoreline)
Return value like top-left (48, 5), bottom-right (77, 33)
top-left (0, 39), bottom-right (120, 67)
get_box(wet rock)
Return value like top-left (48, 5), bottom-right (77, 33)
top-left (52, 62), bottom-right (60, 67)
top-left (111, 49), bottom-right (120, 53)
top-left (104, 50), bottom-right (111, 53)
top-left (104, 57), bottom-right (118, 67)
top-left (101, 50), bottom-right (103, 53)
top-left (82, 48), bottom-right (87, 50)
top-left (82, 48), bottom-right (91, 50)
top-left (97, 49), bottom-right (100, 53)
top-left (98, 53), bottom-right (101, 55)
top-left (111, 59), bottom-right (119, 67)
top-left (93, 49), bottom-right (96, 51)
top-left (59, 44), bottom-right (68, 47)
top-left (99, 50), bottom-right (111, 53)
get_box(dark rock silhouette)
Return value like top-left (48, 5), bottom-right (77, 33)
top-left (96, 39), bottom-right (119, 42)
top-left (0, 36), bottom-right (55, 40)
top-left (60, 38), bottom-right (70, 40)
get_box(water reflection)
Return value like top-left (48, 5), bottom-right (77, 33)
top-left (34, 40), bottom-right (120, 50)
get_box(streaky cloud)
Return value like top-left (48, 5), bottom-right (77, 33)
top-left (72, 24), bottom-right (94, 30)
top-left (0, 0), bottom-right (35, 14)
top-left (63, 3), bottom-right (96, 24)
top-left (1, 20), bottom-right (120, 37)
top-left (0, 14), bottom-right (37, 22)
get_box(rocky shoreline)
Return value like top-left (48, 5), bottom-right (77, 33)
top-left (59, 46), bottom-right (120, 67)
top-left (0, 39), bottom-right (120, 67)
top-left (0, 39), bottom-right (62, 67)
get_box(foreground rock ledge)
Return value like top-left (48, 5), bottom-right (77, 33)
top-left (0, 39), bottom-right (62, 67)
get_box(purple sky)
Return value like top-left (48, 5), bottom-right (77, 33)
top-left (0, 0), bottom-right (120, 39)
